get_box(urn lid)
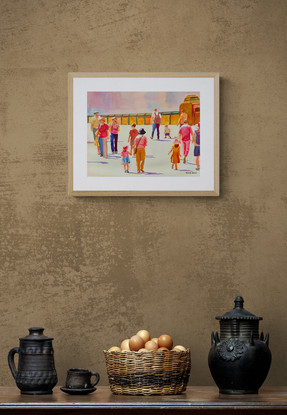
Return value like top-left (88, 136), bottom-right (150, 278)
top-left (20, 327), bottom-right (53, 341)
top-left (216, 296), bottom-right (263, 321)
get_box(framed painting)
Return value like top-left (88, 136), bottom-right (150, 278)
top-left (68, 72), bottom-right (219, 196)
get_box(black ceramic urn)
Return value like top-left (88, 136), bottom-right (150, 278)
top-left (8, 327), bottom-right (58, 394)
top-left (208, 296), bottom-right (271, 394)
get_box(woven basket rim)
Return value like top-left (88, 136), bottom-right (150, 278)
top-left (104, 348), bottom-right (190, 354)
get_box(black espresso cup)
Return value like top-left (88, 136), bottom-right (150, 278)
top-left (66, 368), bottom-right (100, 389)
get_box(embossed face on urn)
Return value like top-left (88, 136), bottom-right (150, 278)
top-left (217, 339), bottom-right (246, 362)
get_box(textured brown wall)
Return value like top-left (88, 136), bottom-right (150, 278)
top-left (1, 0), bottom-right (287, 388)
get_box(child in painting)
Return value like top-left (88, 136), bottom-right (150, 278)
top-left (193, 122), bottom-right (200, 170)
top-left (168, 139), bottom-right (181, 170)
top-left (164, 125), bottom-right (171, 138)
top-left (121, 145), bottom-right (131, 173)
top-left (128, 124), bottom-right (138, 155)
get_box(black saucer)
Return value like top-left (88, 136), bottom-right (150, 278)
top-left (60, 386), bottom-right (96, 395)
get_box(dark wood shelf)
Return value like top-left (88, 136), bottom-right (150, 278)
top-left (0, 386), bottom-right (287, 414)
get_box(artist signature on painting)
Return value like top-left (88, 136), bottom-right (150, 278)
top-left (186, 171), bottom-right (197, 174)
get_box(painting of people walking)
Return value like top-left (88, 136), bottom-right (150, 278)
top-left (87, 91), bottom-right (200, 177)
top-left (69, 73), bottom-right (219, 196)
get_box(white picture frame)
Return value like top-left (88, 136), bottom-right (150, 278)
top-left (68, 72), bottom-right (219, 196)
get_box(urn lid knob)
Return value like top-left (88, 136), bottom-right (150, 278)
top-left (234, 296), bottom-right (244, 309)
top-left (216, 296), bottom-right (263, 321)
top-left (20, 327), bottom-right (54, 341)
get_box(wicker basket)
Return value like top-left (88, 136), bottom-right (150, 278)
top-left (104, 349), bottom-right (191, 395)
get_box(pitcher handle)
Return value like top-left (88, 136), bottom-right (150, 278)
top-left (8, 347), bottom-right (20, 379)
top-left (90, 371), bottom-right (100, 387)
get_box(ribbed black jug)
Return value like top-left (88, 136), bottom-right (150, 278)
top-left (8, 327), bottom-right (58, 394)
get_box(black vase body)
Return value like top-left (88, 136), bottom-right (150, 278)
top-left (8, 327), bottom-right (58, 395)
top-left (208, 297), bottom-right (271, 394)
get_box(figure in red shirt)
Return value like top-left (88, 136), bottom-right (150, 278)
top-left (179, 119), bottom-right (193, 164)
top-left (128, 124), bottom-right (138, 155)
top-left (96, 117), bottom-right (110, 157)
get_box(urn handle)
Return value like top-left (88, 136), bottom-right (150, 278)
top-left (90, 371), bottom-right (100, 387)
top-left (8, 347), bottom-right (20, 379)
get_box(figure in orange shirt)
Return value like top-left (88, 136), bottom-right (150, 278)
top-left (168, 139), bottom-right (181, 170)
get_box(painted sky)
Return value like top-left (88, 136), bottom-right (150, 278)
top-left (87, 91), bottom-right (200, 115)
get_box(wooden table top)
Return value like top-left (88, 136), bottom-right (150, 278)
top-left (1, 386), bottom-right (287, 413)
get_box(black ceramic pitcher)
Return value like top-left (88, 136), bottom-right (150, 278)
top-left (8, 327), bottom-right (58, 394)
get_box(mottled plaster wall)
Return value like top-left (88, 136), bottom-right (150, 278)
top-left (0, 0), bottom-right (287, 387)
